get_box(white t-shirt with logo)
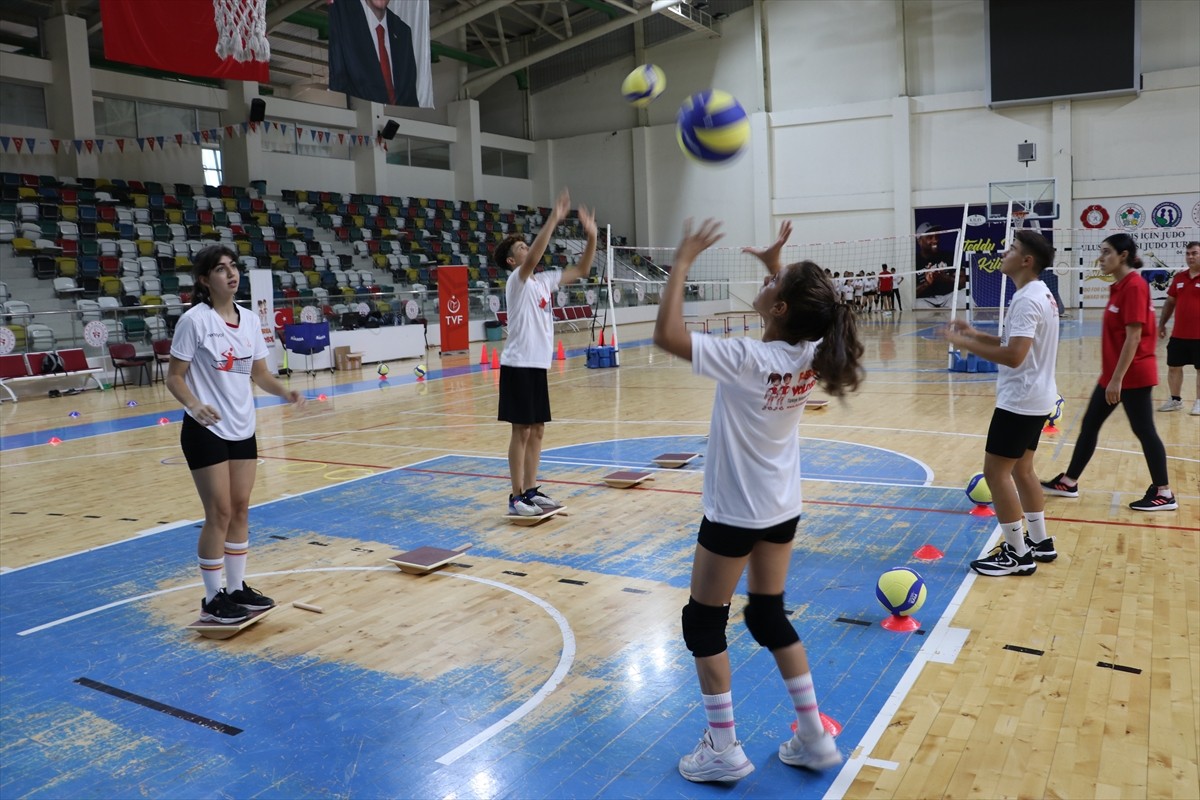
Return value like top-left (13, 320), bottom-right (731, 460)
top-left (171, 303), bottom-right (268, 441)
top-left (501, 269), bottom-right (563, 370)
top-left (692, 332), bottom-right (818, 528)
top-left (996, 279), bottom-right (1059, 416)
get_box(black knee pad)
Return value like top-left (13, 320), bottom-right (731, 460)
top-left (681, 598), bottom-right (730, 657)
top-left (744, 592), bottom-right (799, 651)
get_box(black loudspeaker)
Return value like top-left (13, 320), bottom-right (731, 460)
top-left (249, 98), bottom-right (266, 122)
top-left (379, 120), bottom-right (399, 140)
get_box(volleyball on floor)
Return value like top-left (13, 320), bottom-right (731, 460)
top-left (621, 63), bottom-right (665, 107)
top-left (413, 364), bottom-right (426, 379)
top-left (876, 567), bottom-right (927, 616)
top-left (965, 473), bottom-right (992, 505)
top-left (1046, 394), bottom-right (1064, 425)
top-left (676, 90), bottom-right (750, 163)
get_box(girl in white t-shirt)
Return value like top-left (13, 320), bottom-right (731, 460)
top-left (166, 245), bottom-right (304, 625)
top-left (654, 220), bottom-right (865, 783)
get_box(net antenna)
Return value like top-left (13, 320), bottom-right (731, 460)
top-left (213, 0), bottom-right (271, 63)
top-left (946, 202), bottom-right (971, 368)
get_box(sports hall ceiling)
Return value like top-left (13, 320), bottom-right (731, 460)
top-left (0, 0), bottom-right (751, 97)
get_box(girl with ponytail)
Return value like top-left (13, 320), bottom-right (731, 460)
top-left (654, 219), bottom-right (863, 784)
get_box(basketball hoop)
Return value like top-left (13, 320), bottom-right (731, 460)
top-left (1012, 209), bottom-right (1028, 227)
top-left (213, 0), bottom-right (270, 63)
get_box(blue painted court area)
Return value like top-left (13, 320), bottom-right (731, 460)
top-left (0, 440), bottom-right (992, 799)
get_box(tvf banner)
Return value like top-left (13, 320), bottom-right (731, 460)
top-left (437, 265), bottom-right (470, 354)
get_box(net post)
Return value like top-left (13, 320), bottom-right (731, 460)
top-left (604, 224), bottom-right (619, 365)
top-left (947, 202), bottom-right (969, 369)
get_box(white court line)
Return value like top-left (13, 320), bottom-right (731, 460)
top-left (15, 565), bottom-right (575, 770)
top-left (822, 529), bottom-right (999, 799)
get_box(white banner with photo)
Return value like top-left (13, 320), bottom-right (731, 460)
top-left (1071, 193), bottom-right (1200, 307)
top-left (249, 269), bottom-right (280, 374)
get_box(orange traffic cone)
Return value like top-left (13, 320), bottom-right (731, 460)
top-left (556, 341), bottom-right (565, 361)
top-left (598, 328), bottom-right (605, 347)
top-left (491, 349), bottom-right (500, 369)
top-left (480, 345), bottom-right (489, 365)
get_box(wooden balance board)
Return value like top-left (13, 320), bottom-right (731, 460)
top-left (387, 543), bottom-right (474, 575)
top-left (805, 399), bottom-right (829, 409)
top-left (502, 506), bottom-right (568, 527)
top-left (602, 470), bottom-right (654, 489)
top-left (186, 605), bottom-right (278, 640)
top-left (652, 453), bottom-right (699, 469)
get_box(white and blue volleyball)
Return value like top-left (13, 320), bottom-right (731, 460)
top-left (621, 64), bottom-right (666, 107)
top-left (876, 567), bottom-right (927, 616)
top-left (676, 89), bottom-right (750, 163)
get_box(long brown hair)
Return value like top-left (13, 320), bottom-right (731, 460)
top-left (776, 261), bottom-right (864, 397)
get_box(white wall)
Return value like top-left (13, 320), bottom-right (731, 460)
top-left (546, 130), bottom-right (635, 240)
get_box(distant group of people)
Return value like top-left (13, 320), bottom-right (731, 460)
top-left (827, 266), bottom-right (902, 314)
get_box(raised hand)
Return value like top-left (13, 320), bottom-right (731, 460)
top-left (552, 188), bottom-right (571, 221)
top-left (675, 218), bottom-right (724, 268)
top-left (578, 205), bottom-right (597, 239)
top-left (742, 219), bottom-right (792, 272)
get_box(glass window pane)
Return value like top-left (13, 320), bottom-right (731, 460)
top-left (502, 151), bottom-right (529, 179)
top-left (94, 96), bottom-right (137, 137)
top-left (0, 82), bottom-right (49, 128)
top-left (481, 147), bottom-right (503, 177)
top-left (136, 101), bottom-right (197, 137)
top-left (409, 139), bottom-right (450, 170)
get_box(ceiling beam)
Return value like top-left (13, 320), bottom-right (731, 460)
top-left (430, 0), bottom-right (515, 40)
top-left (266, 0), bottom-right (324, 31)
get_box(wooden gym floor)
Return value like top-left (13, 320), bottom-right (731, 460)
top-left (0, 311), bottom-right (1196, 799)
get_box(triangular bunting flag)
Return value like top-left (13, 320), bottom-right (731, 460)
top-left (0, 136), bottom-right (9, 152)
top-left (136, 137), bottom-right (146, 151)
top-left (156, 136), bottom-right (164, 148)
top-left (147, 137), bottom-right (156, 150)
top-left (207, 129), bottom-right (217, 141)
top-left (95, 139), bottom-right (104, 153)
top-left (51, 139), bottom-right (61, 153)
top-left (280, 124), bottom-right (287, 136)
top-left (193, 131), bottom-right (201, 144)
top-left (116, 138), bottom-right (126, 152)
top-left (12, 138), bottom-right (22, 153)
top-left (176, 133), bottom-right (184, 146)
top-left (24, 138), bottom-right (35, 153)
top-left (296, 126), bottom-right (303, 138)
top-left (84, 139), bottom-right (94, 153)
top-left (338, 133), bottom-right (345, 145)
top-left (224, 125), bottom-right (234, 138)
top-left (243, 121), bottom-right (251, 133)
top-left (73, 140), bottom-right (83, 154)
top-left (201, 130), bottom-right (210, 142)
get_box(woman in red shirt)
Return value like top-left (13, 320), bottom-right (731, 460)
top-left (1039, 233), bottom-right (1176, 511)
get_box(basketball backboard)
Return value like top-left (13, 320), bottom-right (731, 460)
top-left (987, 179), bottom-right (1058, 222)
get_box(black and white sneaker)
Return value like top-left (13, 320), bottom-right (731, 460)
top-left (227, 583), bottom-right (275, 611)
top-left (200, 590), bottom-right (250, 624)
top-left (508, 493), bottom-right (540, 516)
top-left (970, 542), bottom-right (1036, 577)
top-left (523, 486), bottom-right (559, 510)
top-left (1024, 535), bottom-right (1057, 563)
top-left (1128, 486), bottom-right (1177, 512)
top-left (1040, 473), bottom-right (1079, 498)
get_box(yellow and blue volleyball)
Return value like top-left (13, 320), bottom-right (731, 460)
top-left (965, 472), bottom-right (992, 505)
top-left (876, 567), bottom-right (927, 616)
top-left (1046, 394), bottom-right (1064, 425)
top-left (621, 63), bottom-right (666, 107)
top-left (676, 89), bottom-right (750, 164)
top-left (413, 363), bottom-right (427, 379)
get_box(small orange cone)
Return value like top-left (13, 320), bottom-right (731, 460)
top-left (598, 328), bottom-right (605, 347)
top-left (556, 341), bottom-right (565, 361)
top-left (491, 349), bottom-right (500, 369)
top-left (480, 345), bottom-right (489, 365)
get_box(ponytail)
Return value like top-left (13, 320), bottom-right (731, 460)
top-left (1102, 233), bottom-right (1142, 270)
top-left (777, 262), bottom-right (865, 398)
top-left (813, 302), bottom-right (865, 398)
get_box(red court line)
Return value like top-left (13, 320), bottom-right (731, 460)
top-left (403, 466), bottom-right (1197, 532)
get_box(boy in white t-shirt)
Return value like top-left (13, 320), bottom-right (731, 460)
top-left (655, 219), bottom-right (866, 783)
top-left (493, 188), bottom-right (597, 515)
top-left (942, 229), bottom-right (1060, 576)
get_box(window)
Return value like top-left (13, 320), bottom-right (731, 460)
top-left (260, 120), bottom-right (350, 160)
top-left (94, 97), bottom-right (137, 137)
top-left (201, 147), bottom-right (222, 187)
top-left (1, 82), bottom-right (48, 128)
top-left (481, 147), bottom-right (529, 179)
top-left (386, 137), bottom-right (451, 170)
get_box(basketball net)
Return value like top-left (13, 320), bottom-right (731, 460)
top-left (213, 0), bottom-right (271, 63)
top-left (1012, 209), bottom-right (1028, 227)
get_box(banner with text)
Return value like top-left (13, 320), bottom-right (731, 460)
top-left (437, 265), bottom-right (470, 354)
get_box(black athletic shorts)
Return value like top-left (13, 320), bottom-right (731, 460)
top-left (697, 515), bottom-right (799, 558)
top-left (180, 413), bottom-right (258, 470)
top-left (1166, 337), bottom-right (1200, 369)
top-left (497, 365), bottom-right (551, 425)
top-left (985, 407), bottom-right (1045, 459)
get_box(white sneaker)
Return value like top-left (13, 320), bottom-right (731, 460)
top-left (523, 486), bottom-right (559, 510)
top-left (678, 730), bottom-right (754, 783)
top-left (1158, 398), bottom-right (1183, 412)
top-left (1192, 399), bottom-right (1200, 416)
top-left (779, 730), bottom-right (843, 770)
top-left (508, 494), bottom-right (540, 516)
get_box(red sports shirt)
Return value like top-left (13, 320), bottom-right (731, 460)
top-left (1167, 268), bottom-right (1200, 340)
top-left (1101, 271), bottom-right (1157, 389)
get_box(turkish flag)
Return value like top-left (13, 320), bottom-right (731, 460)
top-left (101, 0), bottom-right (269, 82)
